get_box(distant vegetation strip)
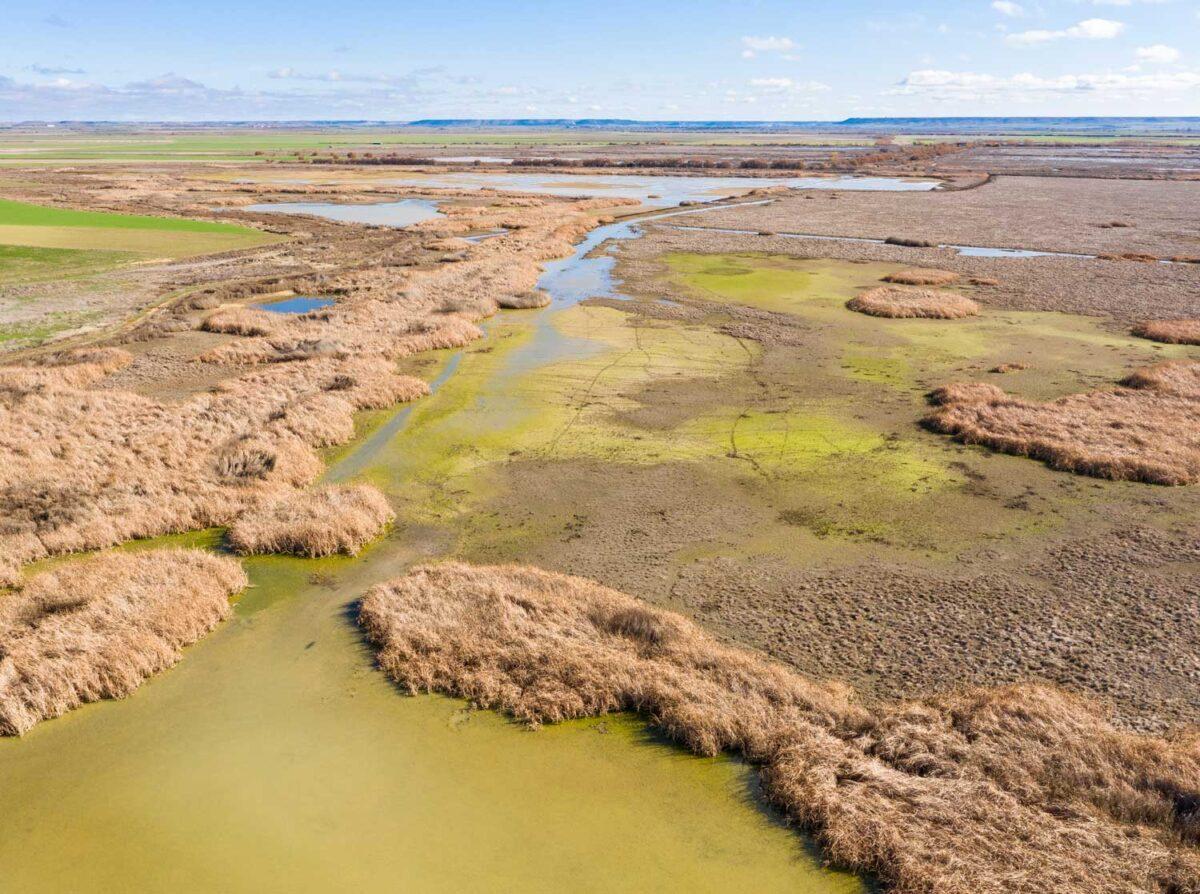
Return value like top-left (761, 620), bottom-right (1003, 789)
top-left (0, 198), bottom-right (253, 234)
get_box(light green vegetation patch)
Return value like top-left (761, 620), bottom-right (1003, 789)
top-left (667, 252), bottom-right (1196, 401)
top-left (0, 310), bottom-right (103, 347)
top-left (0, 199), bottom-right (279, 259)
top-left (0, 244), bottom-right (134, 285)
top-left (0, 198), bottom-right (248, 232)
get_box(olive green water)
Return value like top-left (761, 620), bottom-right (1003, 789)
top-left (0, 541), bottom-right (860, 892)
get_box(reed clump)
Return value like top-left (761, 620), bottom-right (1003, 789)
top-left (359, 562), bottom-right (1200, 894)
top-left (497, 289), bottom-right (552, 309)
top-left (1132, 319), bottom-right (1200, 346)
top-left (0, 549), bottom-right (247, 736)
top-left (924, 360), bottom-right (1200, 485)
top-left (881, 268), bottom-right (960, 286)
top-left (201, 306), bottom-right (280, 337)
top-left (0, 356), bottom-right (427, 586)
top-left (847, 286), bottom-right (980, 320)
top-left (0, 195), bottom-right (622, 585)
top-left (226, 483), bottom-right (394, 557)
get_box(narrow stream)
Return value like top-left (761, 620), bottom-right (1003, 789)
top-left (0, 196), bottom-right (865, 894)
top-left (666, 223), bottom-right (1191, 263)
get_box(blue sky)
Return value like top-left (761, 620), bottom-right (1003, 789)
top-left (2, 0), bottom-right (1198, 120)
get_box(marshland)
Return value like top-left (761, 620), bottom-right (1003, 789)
top-left (1, 119), bottom-right (1199, 894)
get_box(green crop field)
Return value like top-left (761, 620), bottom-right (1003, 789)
top-left (0, 198), bottom-right (280, 259)
top-left (0, 198), bottom-right (250, 232)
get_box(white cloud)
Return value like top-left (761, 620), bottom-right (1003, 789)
top-left (747, 77), bottom-right (831, 93)
top-left (1136, 44), bottom-right (1181, 64)
top-left (890, 67), bottom-right (1200, 100)
top-left (991, 1), bottom-right (1025, 17)
top-left (740, 35), bottom-right (795, 58)
top-left (1007, 18), bottom-right (1125, 45)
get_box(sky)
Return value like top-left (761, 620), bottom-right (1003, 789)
top-left (2, 0), bottom-right (1199, 121)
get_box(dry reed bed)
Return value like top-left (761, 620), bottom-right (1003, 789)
top-left (359, 562), bottom-right (1200, 894)
top-left (847, 286), bottom-right (980, 319)
top-left (0, 195), bottom-right (627, 585)
top-left (227, 484), bottom-right (394, 557)
top-left (1133, 319), bottom-right (1200, 346)
top-left (0, 549), bottom-right (247, 736)
top-left (881, 268), bottom-right (961, 286)
top-left (925, 359), bottom-right (1200, 485)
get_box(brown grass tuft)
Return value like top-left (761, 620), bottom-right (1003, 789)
top-left (968, 276), bottom-right (1000, 287)
top-left (226, 483), bottom-right (394, 557)
top-left (848, 286), bottom-right (980, 320)
top-left (924, 360), bottom-right (1200, 485)
top-left (0, 549), bottom-right (247, 736)
top-left (496, 289), bottom-right (552, 310)
top-left (882, 268), bottom-right (961, 286)
top-left (201, 306), bottom-right (280, 337)
top-left (1132, 319), bottom-right (1200, 346)
top-left (360, 562), bottom-right (1200, 894)
top-left (927, 381), bottom-right (1007, 405)
top-left (989, 362), bottom-right (1029, 374)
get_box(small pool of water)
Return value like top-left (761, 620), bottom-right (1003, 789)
top-left (254, 296), bottom-right (336, 314)
top-left (244, 198), bottom-right (443, 228)
top-left (382, 172), bottom-right (937, 206)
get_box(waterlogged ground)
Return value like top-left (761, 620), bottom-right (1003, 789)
top-left (0, 536), bottom-right (863, 893)
top-left (3, 218), bottom-right (1195, 890)
top-left (359, 251), bottom-right (1191, 568)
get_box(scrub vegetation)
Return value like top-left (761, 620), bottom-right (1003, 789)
top-left (880, 268), bottom-right (960, 286)
top-left (361, 562), bottom-right (1200, 894)
top-left (0, 549), bottom-right (247, 736)
top-left (925, 359), bottom-right (1200, 485)
top-left (226, 484), bottom-right (394, 557)
top-left (1133, 319), bottom-right (1200, 346)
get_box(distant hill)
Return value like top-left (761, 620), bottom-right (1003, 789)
top-left (406, 117), bottom-right (1200, 135)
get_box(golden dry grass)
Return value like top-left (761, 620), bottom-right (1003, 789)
top-left (496, 289), bottom-right (552, 309)
top-left (1132, 319), bottom-right (1200, 346)
top-left (226, 483), bottom-right (394, 557)
top-left (0, 355), bottom-right (427, 586)
top-left (359, 562), bottom-right (1200, 894)
top-left (847, 286), bottom-right (980, 320)
top-left (881, 268), bottom-right (961, 286)
top-left (0, 195), bottom-right (624, 586)
top-left (200, 306), bottom-right (280, 337)
top-left (925, 360), bottom-right (1200, 485)
top-left (0, 549), bottom-right (247, 736)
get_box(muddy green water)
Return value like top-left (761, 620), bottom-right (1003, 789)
top-left (0, 212), bottom-right (866, 893)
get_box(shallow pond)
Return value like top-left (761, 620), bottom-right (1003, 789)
top-left (255, 295), bottom-right (336, 314)
top-left (381, 171), bottom-right (939, 205)
top-left (244, 198), bottom-right (443, 227)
